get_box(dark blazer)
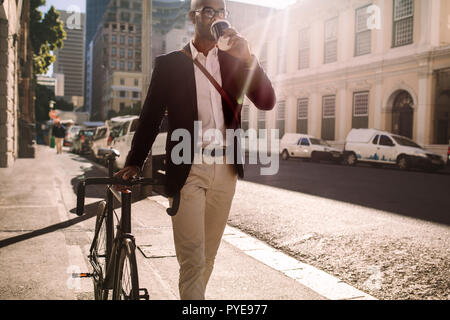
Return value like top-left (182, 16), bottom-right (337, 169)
top-left (125, 43), bottom-right (276, 196)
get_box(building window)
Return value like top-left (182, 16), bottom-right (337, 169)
top-left (128, 61), bottom-right (133, 70)
top-left (132, 91), bottom-right (139, 99)
top-left (128, 49), bottom-right (133, 58)
top-left (355, 5), bottom-right (372, 56)
top-left (134, 79), bottom-right (139, 86)
top-left (121, 12), bottom-right (130, 22)
top-left (322, 95), bottom-right (336, 140)
top-left (120, 78), bottom-right (125, 85)
top-left (111, 60), bottom-right (117, 69)
top-left (120, 102), bottom-right (125, 111)
top-left (120, 48), bottom-right (125, 57)
top-left (393, 0), bottom-right (414, 47)
top-left (134, 13), bottom-right (142, 24)
top-left (276, 101), bottom-right (286, 138)
top-left (241, 105), bottom-right (249, 131)
top-left (136, 36), bottom-right (141, 44)
top-left (120, 91), bottom-right (126, 98)
top-left (135, 62), bottom-right (141, 71)
top-left (324, 17), bottom-right (338, 64)
top-left (257, 109), bottom-right (266, 131)
top-left (135, 50), bottom-right (141, 59)
top-left (111, 47), bottom-right (117, 56)
top-left (133, 2), bottom-right (142, 11)
top-left (120, 61), bottom-right (125, 70)
top-left (103, 34), bottom-right (109, 42)
top-left (111, 35), bottom-right (117, 43)
top-left (298, 28), bottom-right (310, 70)
top-left (120, 0), bottom-right (130, 9)
top-left (297, 98), bottom-right (308, 134)
top-left (120, 35), bottom-right (125, 44)
top-left (128, 36), bottom-right (133, 45)
top-left (352, 91), bottom-right (369, 129)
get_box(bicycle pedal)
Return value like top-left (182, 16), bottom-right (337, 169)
top-left (72, 273), bottom-right (93, 278)
top-left (139, 288), bottom-right (150, 300)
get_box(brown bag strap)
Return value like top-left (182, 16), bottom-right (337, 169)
top-left (181, 48), bottom-right (239, 124)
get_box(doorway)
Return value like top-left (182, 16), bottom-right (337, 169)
top-left (392, 90), bottom-right (414, 139)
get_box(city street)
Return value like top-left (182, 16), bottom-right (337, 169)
top-left (228, 157), bottom-right (450, 300)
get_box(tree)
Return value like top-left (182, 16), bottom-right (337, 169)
top-left (34, 83), bottom-right (55, 122)
top-left (30, 0), bottom-right (66, 75)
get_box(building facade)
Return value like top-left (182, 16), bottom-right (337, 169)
top-left (241, 0), bottom-right (450, 155)
top-left (1, 0), bottom-right (35, 167)
top-left (53, 10), bottom-right (86, 108)
top-left (90, 0), bottom-right (151, 120)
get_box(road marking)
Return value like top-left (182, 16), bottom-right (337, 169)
top-left (151, 196), bottom-right (377, 301)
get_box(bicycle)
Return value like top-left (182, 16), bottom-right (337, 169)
top-left (73, 148), bottom-right (180, 300)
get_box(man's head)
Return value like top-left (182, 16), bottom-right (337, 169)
top-left (189, 0), bottom-right (227, 42)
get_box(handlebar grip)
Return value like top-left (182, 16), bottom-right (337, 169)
top-left (166, 193), bottom-right (180, 217)
top-left (76, 182), bottom-right (86, 217)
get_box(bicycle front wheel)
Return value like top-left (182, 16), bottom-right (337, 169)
top-left (113, 238), bottom-right (139, 300)
top-left (92, 201), bottom-right (112, 300)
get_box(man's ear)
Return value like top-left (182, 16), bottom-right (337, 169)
top-left (188, 11), bottom-right (196, 25)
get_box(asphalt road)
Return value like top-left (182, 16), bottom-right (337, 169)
top-left (227, 156), bottom-right (450, 300)
top-left (242, 157), bottom-right (450, 226)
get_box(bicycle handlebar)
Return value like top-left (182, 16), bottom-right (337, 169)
top-left (76, 177), bottom-right (180, 217)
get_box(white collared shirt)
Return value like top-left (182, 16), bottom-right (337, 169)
top-left (189, 41), bottom-right (226, 148)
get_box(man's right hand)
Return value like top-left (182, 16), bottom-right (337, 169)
top-left (113, 165), bottom-right (140, 192)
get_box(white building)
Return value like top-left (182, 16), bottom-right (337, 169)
top-left (241, 0), bottom-right (450, 156)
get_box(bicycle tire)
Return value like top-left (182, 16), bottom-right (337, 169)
top-left (113, 239), bottom-right (139, 300)
top-left (92, 201), bottom-right (111, 300)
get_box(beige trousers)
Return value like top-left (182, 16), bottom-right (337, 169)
top-left (55, 138), bottom-right (63, 154)
top-left (170, 156), bottom-right (238, 300)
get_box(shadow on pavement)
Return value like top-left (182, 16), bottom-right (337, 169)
top-left (0, 201), bottom-right (100, 249)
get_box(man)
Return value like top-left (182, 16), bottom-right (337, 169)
top-left (52, 120), bottom-right (66, 155)
top-left (115, 0), bottom-right (275, 300)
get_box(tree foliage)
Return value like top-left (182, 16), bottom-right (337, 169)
top-left (30, 0), bottom-right (66, 75)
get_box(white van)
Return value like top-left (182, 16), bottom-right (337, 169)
top-left (110, 115), bottom-right (168, 170)
top-left (280, 133), bottom-right (342, 162)
top-left (343, 128), bottom-right (445, 171)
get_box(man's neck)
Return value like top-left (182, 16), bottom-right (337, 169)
top-left (192, 35), bottom-right (216, 56)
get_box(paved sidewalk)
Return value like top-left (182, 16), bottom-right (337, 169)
top-left (0, 145), bottom-right (371, 300)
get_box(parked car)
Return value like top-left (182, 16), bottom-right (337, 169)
top-left (343, 128), bottom-right (445, 171)
top-left (90, 125), bottom-right (110, 160)
top-left (110, 115), bottom-right (168, 170)
top-left (70, 128), bottom-right (96, 155)
top-left (280, 133), bottom-right (342, 162)
top-left (64, 125), bottom-right (82, 147)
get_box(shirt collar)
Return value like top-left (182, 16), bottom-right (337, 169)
top-left (189, 40), bottom-right (218, 60)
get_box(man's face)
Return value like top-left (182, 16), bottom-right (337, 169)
top-left (190, 0), bottom-right (226, 42)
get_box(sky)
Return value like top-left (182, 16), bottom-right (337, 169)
top-left (40, 0), bottom-right (297, 13)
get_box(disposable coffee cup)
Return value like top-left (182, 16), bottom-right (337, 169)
top-left (211, 20), bottom-right (232, 51)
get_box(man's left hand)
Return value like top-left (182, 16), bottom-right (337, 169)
top-left (223, 28), bottom-right (253, 65)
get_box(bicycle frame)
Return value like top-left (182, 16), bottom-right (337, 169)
top-left (75, 148), bottom-right (180, 300)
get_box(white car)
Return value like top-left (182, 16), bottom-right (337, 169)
top-left (110, 115), bottom-right (167, 170)
top-left (280, 133), bottom-right (342, 163)
top-left (343, 128), bottom-right (445, 171)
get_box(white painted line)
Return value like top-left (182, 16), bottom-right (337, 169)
top-left (151, 196), bottom-right (377, 301)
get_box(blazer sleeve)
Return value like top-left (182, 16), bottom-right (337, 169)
top-left (125, 56), bottom-right (168, 169)
top-left (242, 57), bottom-right (276, 111)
